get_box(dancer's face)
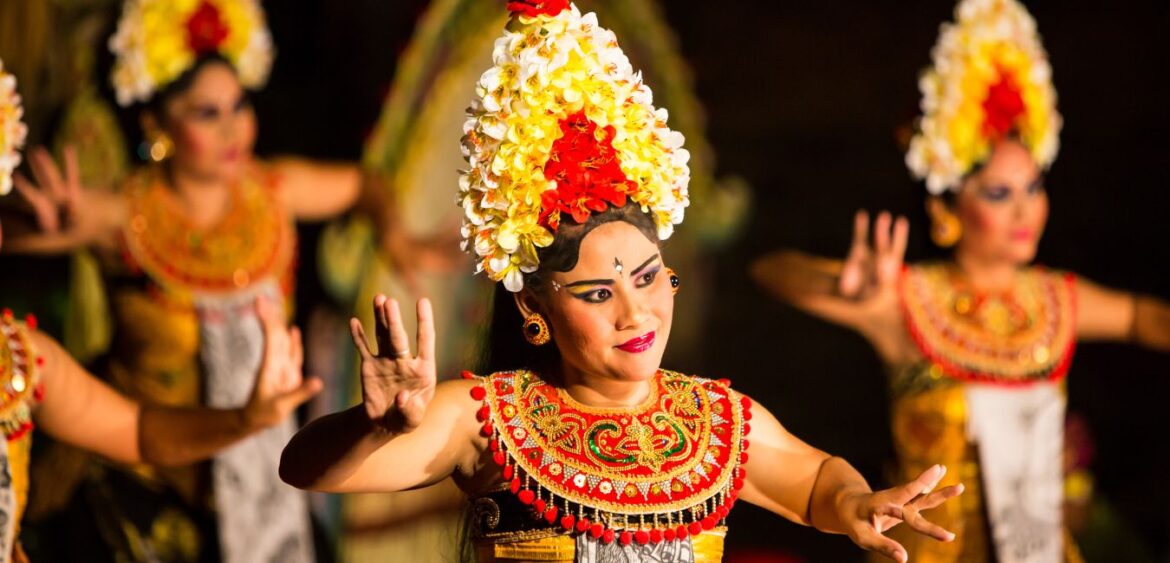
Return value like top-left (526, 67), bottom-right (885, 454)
top-left (528, 221), bottom-right (674, 384)
top-left (953, 139), bottom-right (1049, 266)
top-left (157, 62), bottom-right (256, 183)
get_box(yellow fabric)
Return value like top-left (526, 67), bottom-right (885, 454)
top-left (885, 369), bottom-right (990, 563)
top-left (475, 529), bottom-right (725, 562)
top-left (103, 165), bottom-right (294, 504)
top-left (7, 432), bottom-right (32, 536)
top-left (883, 363), bottom-right (1080, 562)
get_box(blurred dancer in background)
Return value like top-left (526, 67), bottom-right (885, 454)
top-left (752, 0), bottom-right (1170, 561)
top-left (2, 0), bottom-right (450, 561)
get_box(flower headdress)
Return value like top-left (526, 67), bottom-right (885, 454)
top-left (906, 0), bottom-right (1061, 194)
top-left (459, 1), bottom-right (691, 292)
top-left (109, 0), bottom-right (274, 106)
top-left (0, 58), bottom-right (28, 196)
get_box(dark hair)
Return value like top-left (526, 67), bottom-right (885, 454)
top-left (475, 203), bottom-right (660, 377)
top-left (144, 53), bottom-right (239, 122)
top-left (103, 51), bottom-right (241, 158)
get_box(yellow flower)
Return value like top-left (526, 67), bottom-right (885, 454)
top-left (906, 0), bottom-right (1061, 194)
top-left (110, 0), bottom-right (273, 106)
top-left (0, 60), bottom-right (28, 195)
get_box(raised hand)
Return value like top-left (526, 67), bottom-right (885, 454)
top-left (348, 295), bottom-right (437, 434)
top-left (841, 464), bottom-right (965, 562)
top-left (242, 297), bottom-right (323, 430)
top-left (10, 145), bottom-right (117, 251)
top-left (837, 210), bottom-right (909, 301)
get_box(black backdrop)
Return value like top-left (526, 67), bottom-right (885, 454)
top-left (254, 0), bottom-right (1169, 560)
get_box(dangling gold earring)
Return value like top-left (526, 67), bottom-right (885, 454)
top-left (930, 211), bottom-right (962, 248)
top-left (145, 132), bottom-right (173, 162)
top-left (522, 312), bottom-right (551, 346)
top-left (666, 267), bottom-right (679, 295)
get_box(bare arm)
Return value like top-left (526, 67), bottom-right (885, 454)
top-left (1077, 277), bottom-right (1170, 352)
top-left (280, 296), bottom-right (483, 493)
top-left (740, 397), bottom-right (962, 562)
top-left (750, 250), bottom-right (868, 332)
top-left (271, 157), bottom-right (462, 292)
top-left (280, 379), bottom-right (481, 493)
top-left (33, 298), bottom-right (320, 466)
top-left (271, 157), bottom-right (364, 222)
top-left (751, 211), bottom-right (911, 361)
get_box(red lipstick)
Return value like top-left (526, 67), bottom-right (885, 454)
top-left (616, 331), bottom-right (655, 353)
top-left (1010, 229), bottom-right (1034, 242)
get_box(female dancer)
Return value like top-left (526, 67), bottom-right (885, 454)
top-left (0, 56), bottom-right (319, 562)
top-left (281, 3), bottom-right (963, 561)
top-left (751, 0), bottom-right (1170, 561)
top-left (2, 1), bottom-right (444, 560)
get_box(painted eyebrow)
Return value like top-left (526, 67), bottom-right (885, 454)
top-left (565, 278), bottom-right (614, 288)
top-left (630, 253), bottom-right (661, 277)
top-left (563, 253), bottom-right (660, 288)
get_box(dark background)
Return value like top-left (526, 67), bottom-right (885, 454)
top-left (252, 1), bottom-right (1170, 560)
top-left (251, 0), bottom-right (1170, 560)
top-left (2, 0), bottom-right (1162, 561)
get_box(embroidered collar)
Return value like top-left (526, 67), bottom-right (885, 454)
top-left (0, 310), bottom-right (45, 441)
top-left (900, 263), bottom-right (1076, 385)
top-left (121, 166), bottom-right (294, 296)
top-left (466, 369), bottom-right (751, 546)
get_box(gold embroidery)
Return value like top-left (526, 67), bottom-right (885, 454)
top-left (121, 166), bottom-right (294, 297)
top-left (901, 264), bottom-right (1075, 382)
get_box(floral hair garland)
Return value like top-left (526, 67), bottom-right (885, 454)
top-left (0, 58), bottom-right (27, 195)
top-left (459, 1), bottom-right (691, 292)
top-left (906, 0), bottom-right (1061, 194)
top-left (109, 0), bottom-right (274, 106)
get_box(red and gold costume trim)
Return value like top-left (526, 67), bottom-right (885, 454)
top-left (464, 369), bottom-right (751, 547)
top-left (0, 311), bottom-right (44, 442)
top-left (120, 166), bottom-right (295, 297)
top-left (900, 263), bottom-right (1076, 386)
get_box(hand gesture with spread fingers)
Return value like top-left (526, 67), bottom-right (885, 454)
top-left (348, 295), bottom-right (437, 433)
top-left (243, 297), bottom-right (324, 430)
top-left (842, 464), bottom-right (965, 562)
top-left (837, 210), bottom-right (909, 303)
top-left (12, 146), bottom-right (100, 239)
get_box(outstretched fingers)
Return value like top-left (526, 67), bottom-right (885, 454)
top-left (29, 147), bottom-right (66, 203)
top-left (878, 215), bottom-right (909, 286)
top-left (839, 210), bottom-right (871, 296)
top-left (915, 483), bottom-right (965, 512)
top-left (63, 145), bottom-right (82, 204)
top-left (256, 297), bottom-right (288, 371)
top-left (373, 294), bottom-right (392, 357)
top-left (384, 297), bottom-right (411, 359)
top-left (349, 317), bottom-right (374, 361)
top-left (893, 464), bottom-right (946, 505)
top-left (12, 173), bottom-right (60, 233)
top-left (853, 525), bottom-right (908, 563)
top-left (417, 298), bottom-right (435, 362)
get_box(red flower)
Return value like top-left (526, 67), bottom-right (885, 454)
top-left (538, 111), bottom-right (634, 231)
top-left (506, 0), bottom-right (570, 18)
top-left (982, 70), bottom-right (1026, 139)
top-left (186, 1), bottom-right (230, 54)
